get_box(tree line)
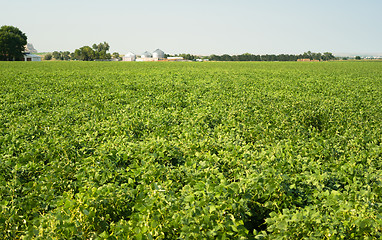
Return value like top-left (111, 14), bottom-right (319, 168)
top-left (47, 50), bottom-right (336, 62)
top-left (170, 51), bottom-right (336, 61)
top-left (44, 42), bottom-right (120, 61)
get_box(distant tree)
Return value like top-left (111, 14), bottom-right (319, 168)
top-left (209, 54), bottom-right (221, 61)
top-left (70, 52), bottom-right (76, 60)
top-left (355, 56), bottom-right (361, 60)
top-left (201, 51), bottom-right (337, 62)
top-left (93, 42), bottom-right (111, 59)
top-left (52, 51), bottom-right (61, 60)
top-left (62, 51), bottom-right (71, 60)
top-left (44, 53), bottom-right (52, 60)
top-left (322, 52), bottom-right (335, 61)
top-left (219, 54), bottom-right (232, 61)
top-left (92, 44), bottom-right (98, 52)
top-left (72, 45), bottom-right (102, 61)
top-left (72, 49), bottom-right (82, 60)
top-left (177, 53), bottom-right (196, 60)
top-left (79, 46), bottom-right (95, 61)
top-left (236, 53), bottom-right (251, 61)
top-left (98, 42), bottom-right (110, 52)
top-left (261, 54), bottom-right (277, 61)
top-left (0, 25), bottom-right (27, 61)
top-left (242, 53), bottom-right (261, 61)
top-left (301, 51), bottom-right (313, 60)
top-left (112, 52), bottom-right (120, 60)
top-left (311, 52), bottom-right (322, 60)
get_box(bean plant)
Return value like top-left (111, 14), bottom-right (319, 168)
top-left (0, 61), bottom-right (381, 239)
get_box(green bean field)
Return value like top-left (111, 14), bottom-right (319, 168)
top-left (0, 61), bottom-right (381, 239)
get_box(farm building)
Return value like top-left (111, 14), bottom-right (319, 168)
top-left (153, 49), bottom-right (165, 60)
top-left (123, 52), bottom-right (136, 61)
top-left (123, 49), bottom-right (166, 61)
top-left (141, 51), bottom-right (153, 59)
top-left (167, 57), bottom-right (184, 61)
top-left (24, 53), bottom-right (41, 61)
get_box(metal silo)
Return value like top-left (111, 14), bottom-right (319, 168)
top-left (123, 52), bottom-right (136, 61)
top-left (152, 49), bottom-right (165, 59)
top-left (141, 51), bottom-right (152, 58)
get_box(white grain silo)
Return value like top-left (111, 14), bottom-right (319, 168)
top-left (152, 49), bottom-right (165, 60)
top-left (141, 51), bottom-right (152, 58)
top-left (123, 52), bottom-right (136, 61)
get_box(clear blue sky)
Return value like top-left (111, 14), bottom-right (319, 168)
top-left (1, 0), bottom-right (381, 55)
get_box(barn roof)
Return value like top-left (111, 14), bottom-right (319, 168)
top-left (24, 53), bottom-right (41, 58)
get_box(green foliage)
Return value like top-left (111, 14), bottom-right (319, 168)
top-left (72, 42), bottom-right (111, 61)
top-left (92, 42), bottom-right (111, 60)
top-left (43, 53), bottom-right (52, 61)
top-left (51, 51), bottom-right (71, 61)
top-left (0, 61), bottom-right (381, 239)
top-left (112, 52), bottom-right (121, 60)
top-left (0, 25), bottom-right (27, 61)
top-left (207, 51), bottom-right (335, 61)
